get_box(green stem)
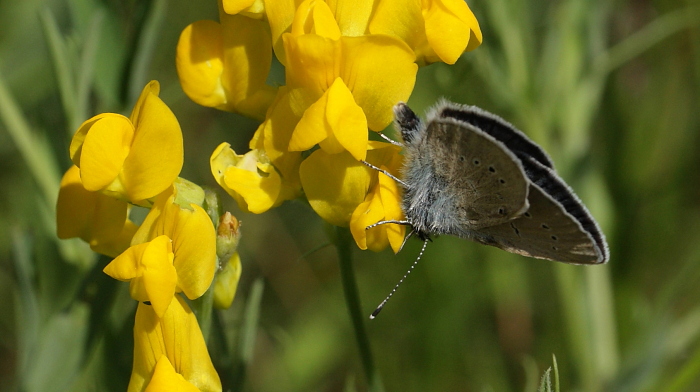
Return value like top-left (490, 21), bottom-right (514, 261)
top-left (333, 227), bottom-right (382, 391)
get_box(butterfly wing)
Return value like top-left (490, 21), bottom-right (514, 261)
top-left (424, 118), bottom-right (531, 231)
top-left (431, 101), bottom-right (554, 169)
top-left (472, 156), bottom-right (608, 264)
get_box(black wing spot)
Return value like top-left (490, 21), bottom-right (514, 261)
top-left (524, 212), bottom-right (531, 218)
top-left (498, 207), bottom-right (507, 215)
top-left (510, 222), bottom-right (521, 237)
top-left (552, 246), bottom-right (558, 251)
top-left (551, 235), bottom-right (558, 241)
top-left (459, 156), bottom-right (465, 162)
top-left (488, 166), bottom-right (496, 173)
top-left (541, 224), bottom-right (550, 229)
top-left (499, 178), bottom-right (506, 184)
top-left (473, 159), bottom-right (480, 165)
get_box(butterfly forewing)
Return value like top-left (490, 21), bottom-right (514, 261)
top-left (425, 119), bottom-right (530, 231)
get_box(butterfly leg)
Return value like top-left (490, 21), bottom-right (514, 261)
top-left (360, 160), bottom-right (407, 187)
top-left (365, 220), bottom-right (412, 230)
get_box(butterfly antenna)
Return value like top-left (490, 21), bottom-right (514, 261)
top-left (370, 238), bottom-right (429, 319)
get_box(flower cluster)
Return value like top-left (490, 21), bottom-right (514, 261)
top-left (57, 82), bottom-right (234, 391)
top-left (177, 0), bottom-right (482, 253)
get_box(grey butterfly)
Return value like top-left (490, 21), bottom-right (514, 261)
top-left (370, 100), bottom-right (609, 265)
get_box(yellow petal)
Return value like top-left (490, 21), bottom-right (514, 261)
top-left (213, 252), bottom-right (242, 309)
top-left (339, 36), bottom-right (417, 131)
top-left (350, 190), bottom-right (386, 251)
top-left (104, 241), bottom-right (148, 282)
top-left (104, 236), bottom-right (178, 318)
top-left (291, 0), bottom-right (341, 40)
top-left (144, 356), bottom-right (200, 392)
top-left (57, 165), bottom-right (129, 245)
top-left (219, 11), bottom-right (277, 119)
top-left (77, 114), bottom-right (134, 192)
top-left (265, 0), bottom-right (299, 64)
top-left (377, 166), bottom-right (406, 253)
top-left (222, 0), bottom-right (265, 17)
top-left (90, 220), bottom-right (139, 258)
top-left (325, 78), bottom-right (368, 160)
top-left (300, 149), bottom-right (371, 226)
top-left (176, 20), bottom-right (227, 108)
top-left (164, 202), bottom-right (218, 300)
top-left (131, 81), bottom-right (161, 127)
top-left (284, 33), bottom-right (339, 98)
top-left (122, 83), bottom-right (184, 202)
top-left (224, 161), bottom-right (282, 214)
top-left (129, 296), bottom-right (221, 392)
top-left (288, 90), bottom-right (330, 152)
top-left (423, 0), bottom-right (482, 64)
top-left (369, 0), bottom-right (424, 53)
top-left (326, 0), bottom-right (374, 36)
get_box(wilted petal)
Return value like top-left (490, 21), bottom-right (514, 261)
top-left (213, 252), bottom-right (242, 309)
top-left (129, 296), bottom-right (221, 392)
top-left (210, 144), bottom-right (283, 214)
top-left (300, 149), bottom-right (371, 226)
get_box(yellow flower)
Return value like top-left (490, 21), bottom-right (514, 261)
top-left (288, 77), bottom-right (368, 161)
top-left (129, 296), bottom-right (221, 392)
top-left (69, 81), bottom-right (183, 206)
top-left (210, 143), bottom-right (284, 214)
top-left (213, 252), bottom-right (242, 309)
top-left (176, 1), bottom-right (277, 120)
top-left (56, 165), bottom-right (137, 257)
top-left (103, 235), bottom-right (178, 318)
top-left (284, 29), bottom-right (417, 132)
top-left (350, 142), bottom-right (406, 252)
top-left (104, 187), bottom-right (217, 315)
top-left (144, 356), bottom-right (201, 392)
top-left (370, 0), bottom-right (482, 65)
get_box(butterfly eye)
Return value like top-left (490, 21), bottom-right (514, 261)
top-left (524, 212), bottom-right (531, 218)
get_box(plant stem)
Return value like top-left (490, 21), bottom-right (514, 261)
top-left (333, 226), bottom-right (383, 392)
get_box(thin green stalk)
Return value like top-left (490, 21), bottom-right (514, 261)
top-left (333, 226), bottom-right (383, 392)
top-left (593, 6), bottom-right (700, 78)
top-left (0, 75), bottom-right (61, 210)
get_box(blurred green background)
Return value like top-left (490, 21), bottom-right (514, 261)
top-left (1, 0), bottom-right (700, 391)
